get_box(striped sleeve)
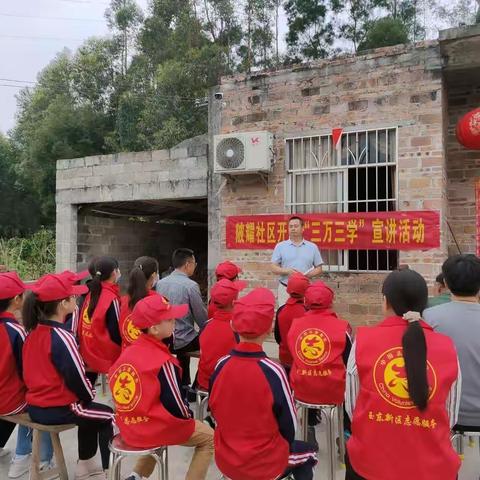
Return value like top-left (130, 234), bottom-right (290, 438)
top-left (345, 341), bottom-right (359, 420)
top-left (106, 299), bottom-right (122, 346)
top-left (259, 358), bottom-right (297, 444)
top-left (209, 354), bottom-right (231, 393)
top-left (6, 321), bottom-right (26, 379)
top-left (446, 358), bottom-right (462, 429)
top-left (158, 361), bottom-right (193, 419)
top-left (51, 328), bottom-right (95, 403)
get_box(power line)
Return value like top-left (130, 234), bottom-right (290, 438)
top-left (0, 12), bottom-right (104, 22)
top-left (60, 0), bottom-right (109, 4)
top-left (0, 78), bottom-right (36, 85)
top-left (0, 34), bottom-right (88, 42)
top-left (0, 84), bottom-right (29, 89)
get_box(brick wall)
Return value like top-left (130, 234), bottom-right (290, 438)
top-left (215, 42), bottom-right (448, 326)
top-left (446, 80), bottom-right (480, 255)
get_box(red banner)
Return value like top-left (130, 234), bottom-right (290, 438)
top-left (226, 211), bottom-right (440, 250)
top-left (476, 180), bottom-right (480, 256)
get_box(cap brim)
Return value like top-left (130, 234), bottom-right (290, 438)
top-left (71, 284), bottom-right (89, 296)
top-left (74, 270), bottom-right (90, 282)
top-left (233, 280), bottom-right (248, 291)
top-left (165, 303), bottom-right (189, 320)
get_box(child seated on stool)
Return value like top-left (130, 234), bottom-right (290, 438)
top-left (109, 294), bottom-right (214, 480)
top-left (196, 278), bottom-right (246, 391)
top-left (209, 288), bottom-right (318, 480)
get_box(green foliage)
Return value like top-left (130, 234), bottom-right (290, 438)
top-left (358, 16), bottom-right (409, 51)
top-left (0, 229), bottom-right (55, 281)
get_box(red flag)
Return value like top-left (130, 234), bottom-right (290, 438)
top-left (332, 128), bottom-right (343, 147)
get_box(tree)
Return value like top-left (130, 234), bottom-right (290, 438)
top-left (357, 16), bottom-right (409, 51)
top-left (284, 0), bottom-right (335, 60)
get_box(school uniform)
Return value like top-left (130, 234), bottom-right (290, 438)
top-left (79, 282), bottom-right (121, 373)
top-left (23, 274), bottom-right (114, 470)
top-left (209, 288), bottom-right (317, 480)
top-left (208, 262), bottom-right (243, 320)
top-left (59, 270), bottom-right (89, 338)
top-left (345, 316), bottom-right (461, 480)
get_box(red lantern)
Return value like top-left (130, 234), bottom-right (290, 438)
top-left (456, 107), bottom-right (480, 150)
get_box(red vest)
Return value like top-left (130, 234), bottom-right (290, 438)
top-left (118, 291), bottom-right (156, 349)
top-left (109, 334), bottom-right (195, 447)
top-left (207, 299), bottom-right (217, 319)
top-left (287, 309), bottom-right (348, 404)
top-left (0, 314), bottom-right (26, 415)
top-left (79, 282), bottom-right (121, 373)
top-left (24, 323), bottom-right (79, 407)
top-left (277, 299), bottom-right (306, 366)
top-left (348, 316), bottom-right (461, 480)
top-left (197, 309), bottom-right (236, 390)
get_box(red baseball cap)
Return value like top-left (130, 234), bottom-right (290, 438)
top-left (305, 281), bottom-right (334, 309)
top-left (232, 287), bottom-right (275, 338)
top-left (58, 270), bottom-right (90, 283)
top-left (215, 261), bottom-right (242, 280)
top-left (31, 274), bottom-right (89, 302)
top-left (211, 279), bottom-right (247, 307)
top-left (287, 272), bottom-right (310, 297)
top-left (132, 294), bottom-right (189, 329)
top-left (0, 272), bottom-right (27, 300)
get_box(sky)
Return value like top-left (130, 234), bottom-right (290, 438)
top-left (0, 0), bottom-right (149, 134)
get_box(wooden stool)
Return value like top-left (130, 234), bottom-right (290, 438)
top-left (0, 412), bottom-right (75, 480)
top-left (295, 400), bottom-right (345, 480)
top-left (108, 434), bottom-right (168, 480)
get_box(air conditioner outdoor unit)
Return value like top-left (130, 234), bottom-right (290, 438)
top-left (214, 131), bottom-right (273, 174)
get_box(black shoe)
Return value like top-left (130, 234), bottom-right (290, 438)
top-left (307, 426), bottom-right (318, 450)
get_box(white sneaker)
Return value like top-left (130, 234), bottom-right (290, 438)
top-left (30, 460), bottom-right (59, 480)
top-left (74, 458), bottom-right (104, 480)
top-left (8, 454), bottom-right (31, 478)
top-left (0, 447), bottom-right (10, 459)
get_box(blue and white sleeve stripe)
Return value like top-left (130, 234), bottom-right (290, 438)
top-left (158, 361), bottom-right (192, 419)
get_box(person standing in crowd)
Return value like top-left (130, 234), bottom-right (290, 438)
top-left (109, 294), bottom-right (214, 480)
top-left (271, 216), bottom-right (323, 305)
top-left (78, 256), bottom-right (122, 384)
top-left (0, 272), bottom-right (54, 478)
top-left (208, 261), bottom-right (242, 318)
top-left (274, 272), bottom-right (309, 374)
top-left (424, 254), bottom-right (480, 429)
top-left (209, 288), bottom-right (318, 480)
top-left (197, 278), bottom-right (246, 391)
top-left (156, 248), bottom-right (208, 387)
top-left (427, 272), bottom-right (451, 308)
top-left (346, 269), bottom-right (461, 480)
top-left (22, 274), bottom-right (114, 479)
top-left (119, 256), bottom-right (159, 349)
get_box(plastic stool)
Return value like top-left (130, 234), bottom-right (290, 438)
top-left (195, 389), bottom-right (209, 420)
top-left (108, 434), bottom-right (168, 480)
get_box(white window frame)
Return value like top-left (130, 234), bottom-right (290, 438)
top-left (284, 127), bottom-right (399, 273)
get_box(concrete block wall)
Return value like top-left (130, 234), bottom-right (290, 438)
top-left (446, 81), bottom-right (480, 255)
top-left (214, 42), bottom-right (448, 326)
top-left (56, 136), bottom-right (208, 271)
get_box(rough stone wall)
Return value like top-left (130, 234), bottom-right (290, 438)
top-left (56, 137), bottom-right (208, 271)
top-left (446, 81), bottom-right (480, 255)
top-left (214, 42), bottom-right (448, 326)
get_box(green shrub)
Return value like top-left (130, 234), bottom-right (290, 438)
top-left (0, 228), bottom-right (56, 281)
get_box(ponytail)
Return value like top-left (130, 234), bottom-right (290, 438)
top-left (22, 291), bottom-right (62, 332)
top-left (87, 256), bottom-right (119, 318)
top-left (402, 313), bottom-right (428, 410)
top-left (382, 269), bottom-right (429, 411)
top-left (127, 256), bottom-right (159, 309)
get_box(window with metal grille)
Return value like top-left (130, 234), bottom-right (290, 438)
top-left (285, 128), bottom-right (398, 272)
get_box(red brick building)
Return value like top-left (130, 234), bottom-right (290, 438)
top-left (208, 25), bottom-right (480, 326)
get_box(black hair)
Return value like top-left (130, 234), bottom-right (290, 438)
top-left (288, 216), bottom-right (304, 226)
top-left (172, 248), bottom-right (194, 269)
top-left (22, 292), bottom-right (65, 332)
top-left (442, 254), bottom-right (480, 297)
top-left (127, 256), bottom-right (159, 309)
top-left (382, 269), bottom-right (429, 411)
top-left (0, 297), bottom-right (13, 313)
top-left (435, 272), bottom-right (445, 287)
top-left (87, 256), bottom-right (99, 278)
top-left (87, 256), bottom-right (119, 318)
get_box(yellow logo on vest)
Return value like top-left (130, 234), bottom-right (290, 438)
top-left (295, 328), bottom-right (331, 365)
top-left (82, 300), bottom-right (92, 326)
top-left (123, 314), bottom-right (141, 344)
top-left (374, 347), bottom-right (437, 409)
top-left (111, 364), bottom-right (142, 412)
